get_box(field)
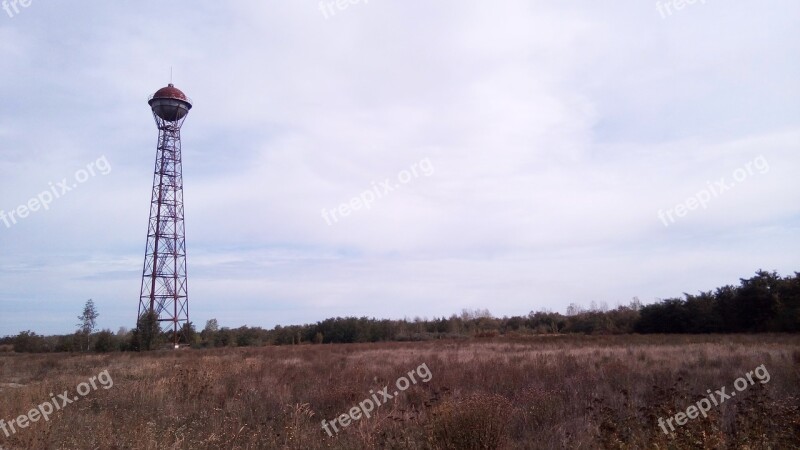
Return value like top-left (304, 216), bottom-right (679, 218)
top-left (0, 335), bottom-right (798, 449)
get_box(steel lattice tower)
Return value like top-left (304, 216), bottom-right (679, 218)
top-left (138, 83), bottom-right (192, 348)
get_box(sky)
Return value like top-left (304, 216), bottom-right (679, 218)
top-left (0, 1), bottom-right (798, 336)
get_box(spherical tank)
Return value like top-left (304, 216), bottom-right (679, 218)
top-left (148, 83), bottom-right (192, 122)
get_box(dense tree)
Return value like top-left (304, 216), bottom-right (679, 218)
top-left (94, 329), bottom-right (120, 352)
top-left (204, 319), bottom-right (219, 333)
top-left (181, 322), bottom-right (198, 346)
top-left (635, 271), bottom-right (800, 334)
top-left (13, 331), bottom-right (49, 353)
top-left (775, 272), bottom-right (800, 332)
top-left (131, 309), bottom-right (163, 351)
top-left (4, 270), bottom-right (798, 353)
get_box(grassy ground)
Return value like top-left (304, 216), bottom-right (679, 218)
top-left (0, 334), bottom-right (798, 449)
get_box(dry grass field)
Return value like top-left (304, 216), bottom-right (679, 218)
top-left (0, 334), bottom-right (798, 449)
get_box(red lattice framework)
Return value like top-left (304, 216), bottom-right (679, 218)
top-left (138, 85), bottom-right (192, 347)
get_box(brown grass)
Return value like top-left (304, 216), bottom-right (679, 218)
top-left (0, 334), bottom-right (798, 449)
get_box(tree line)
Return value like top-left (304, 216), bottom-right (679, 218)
top-left (1, 270), bottom-right (797, 353)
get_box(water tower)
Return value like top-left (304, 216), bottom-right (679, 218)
top-left (137, 83), bottom-right (192, 348)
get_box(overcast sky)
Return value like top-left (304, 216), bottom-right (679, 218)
top-left (0, 1), bottom-right (798, 336)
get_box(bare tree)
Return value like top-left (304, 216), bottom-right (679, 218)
top-left (76, 299), bottom-right (99, 351)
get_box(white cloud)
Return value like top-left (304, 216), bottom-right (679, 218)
top-left (0, 1), bottom-right (798, 334)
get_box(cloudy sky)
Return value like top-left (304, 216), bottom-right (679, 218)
top-left (0, 1), bottom-right (798, 336)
